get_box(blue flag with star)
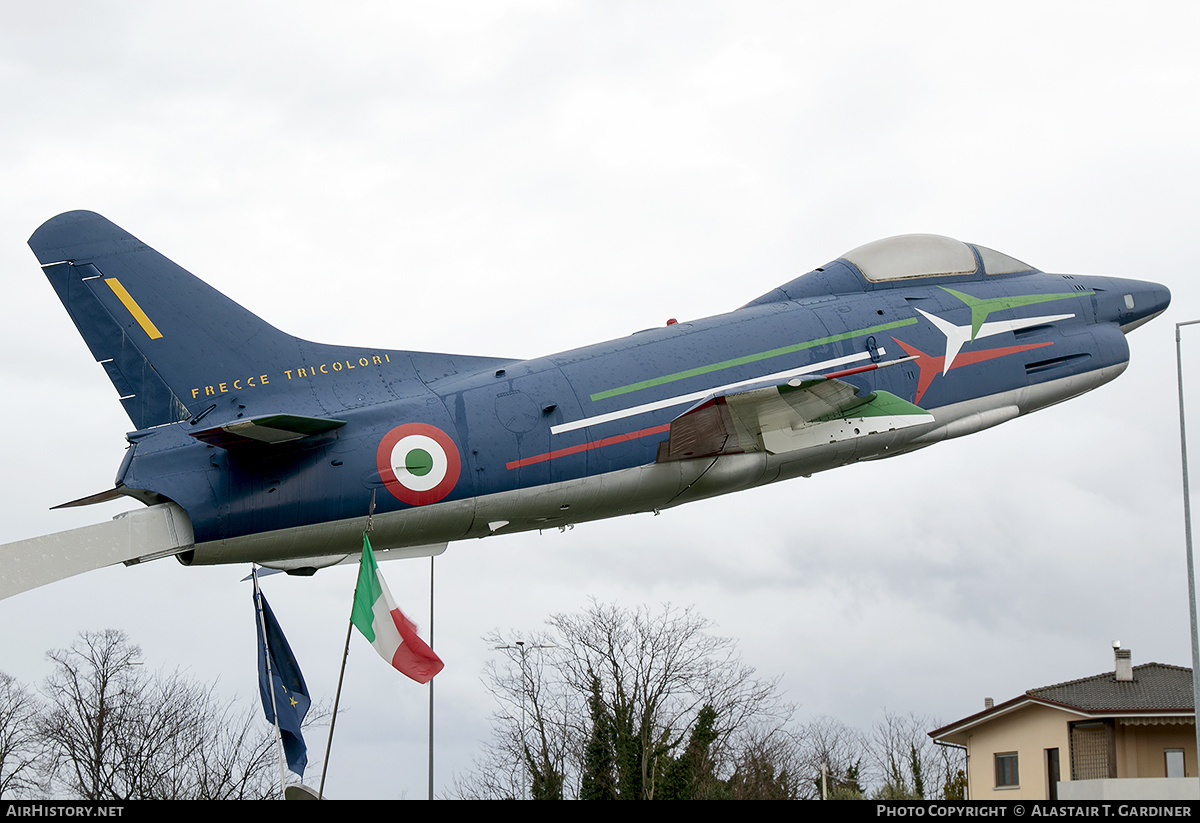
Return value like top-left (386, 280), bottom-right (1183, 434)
top-left (255, 582), bottom-right (311, 776)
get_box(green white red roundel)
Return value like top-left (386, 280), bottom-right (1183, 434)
top-left (376, 423), bottom-right (461, 506)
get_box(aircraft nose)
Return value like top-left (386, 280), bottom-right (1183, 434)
top-left (1096, 278), bottom-right (1171, 334)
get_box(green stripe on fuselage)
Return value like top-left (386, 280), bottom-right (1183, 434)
top-left (589, 317), bottom-right (918, 402)
top-left (942, 288), bottom-right (1092, 340)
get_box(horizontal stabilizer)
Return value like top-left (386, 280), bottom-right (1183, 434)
top-left (51, 486), bottom-right (128, 509)
top-left (189, 414), bottom-right (347, 448)
top-left (0, 503), bottom-right (194, 601)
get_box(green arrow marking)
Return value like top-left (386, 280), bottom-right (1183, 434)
top-left (941, 288), bottom-right (1091, 340)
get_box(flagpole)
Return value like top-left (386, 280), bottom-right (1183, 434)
top-left (319, 612), bottom-right (355, 800)
top-left (253, 567), bottom-right (290, 798)
top-left (321, 495), bottom-right (375, 799)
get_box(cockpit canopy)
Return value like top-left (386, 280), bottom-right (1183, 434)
top-left (744, 234), bottom-right (1039, 307)
top-left (842, 234), bottom-right (1034, 281)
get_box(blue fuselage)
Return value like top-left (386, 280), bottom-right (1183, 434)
top-left (115, 260), bottom-right (1167, 565)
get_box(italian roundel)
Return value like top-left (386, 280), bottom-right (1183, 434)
top-left (376, 423), bottom-right (462, 506)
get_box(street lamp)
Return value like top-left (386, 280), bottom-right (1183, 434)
top-left (493, 639), bottom-right (557, 799)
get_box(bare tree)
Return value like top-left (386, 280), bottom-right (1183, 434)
top-left (454, 631), bottom-right (573, 800)
top-left (36, 629), bottom-right (293, 799)
top-left (554, 601), bottom-right (792, 799)
top-left (188, 704), bottom-right (282, 800)
top-left (723, 726), bottom-right (807, 799)
top-left (454, 601), bottom-right (794, 800)
top-left (865, 709), bottom-right (963, 800)
top-left (796, 715), bottom-right (867, 799)
top-left (0, 671), bottom-right (44, 798)
top-left (38, 629), bottom-right (153, 799)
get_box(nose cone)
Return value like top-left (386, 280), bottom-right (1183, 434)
top-left (1118, 280), bottom-right (1171, 333)
top-left (1093, 278), bottom-right (1171, 333)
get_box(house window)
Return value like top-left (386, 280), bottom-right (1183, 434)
top-left (1166, 749), bottom-right (1185, 778)
top-left (995, 752), bottom-right (1019, 788)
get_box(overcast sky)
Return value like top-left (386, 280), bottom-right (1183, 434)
top-left (1, 1), bottom-right (1198, 799)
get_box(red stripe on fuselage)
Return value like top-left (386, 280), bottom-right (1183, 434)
top-left (505, 424), bottom-right (672, 470)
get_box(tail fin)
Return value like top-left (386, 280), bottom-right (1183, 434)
top-left (29, 211), bottom-right (303, 430)
top-left (30, 211), bottom-right (515, 432)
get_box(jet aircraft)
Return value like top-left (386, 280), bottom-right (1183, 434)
top-left (0, 211), bottom-right (1171, 599)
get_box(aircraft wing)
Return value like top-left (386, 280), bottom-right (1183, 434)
top-left (657, 374), bottom-right (934, 461)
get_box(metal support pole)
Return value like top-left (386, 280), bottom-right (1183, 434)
top-left (428, 555), bottom-right (435, 801)
top-left (1174, 320), bottom-right (1200, 783)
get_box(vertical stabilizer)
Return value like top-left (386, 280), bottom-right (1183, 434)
top-left (30, 211), bottom-right (306, 429)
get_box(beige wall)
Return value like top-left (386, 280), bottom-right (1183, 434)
top-left (1115, 722), bottom-right (1195, 779)
top-left (962, 704), bottom-right (1073, 801)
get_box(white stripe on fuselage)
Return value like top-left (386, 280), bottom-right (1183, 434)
top-left (916, 309), bottom-right (1075, 374)
top-left (550, 349), bottom-right (882, 435)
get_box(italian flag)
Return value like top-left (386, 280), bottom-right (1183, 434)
top-left (351, 536), bottom-right (444, 683)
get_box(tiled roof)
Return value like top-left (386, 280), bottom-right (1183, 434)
top-left (1028, 663), bottom-right (1194, 712)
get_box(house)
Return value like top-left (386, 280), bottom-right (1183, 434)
top-left (929, 645), bottom-right (1198, 801)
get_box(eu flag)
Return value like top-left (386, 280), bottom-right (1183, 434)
top-left (254, 581), bottom-right (311, 776)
